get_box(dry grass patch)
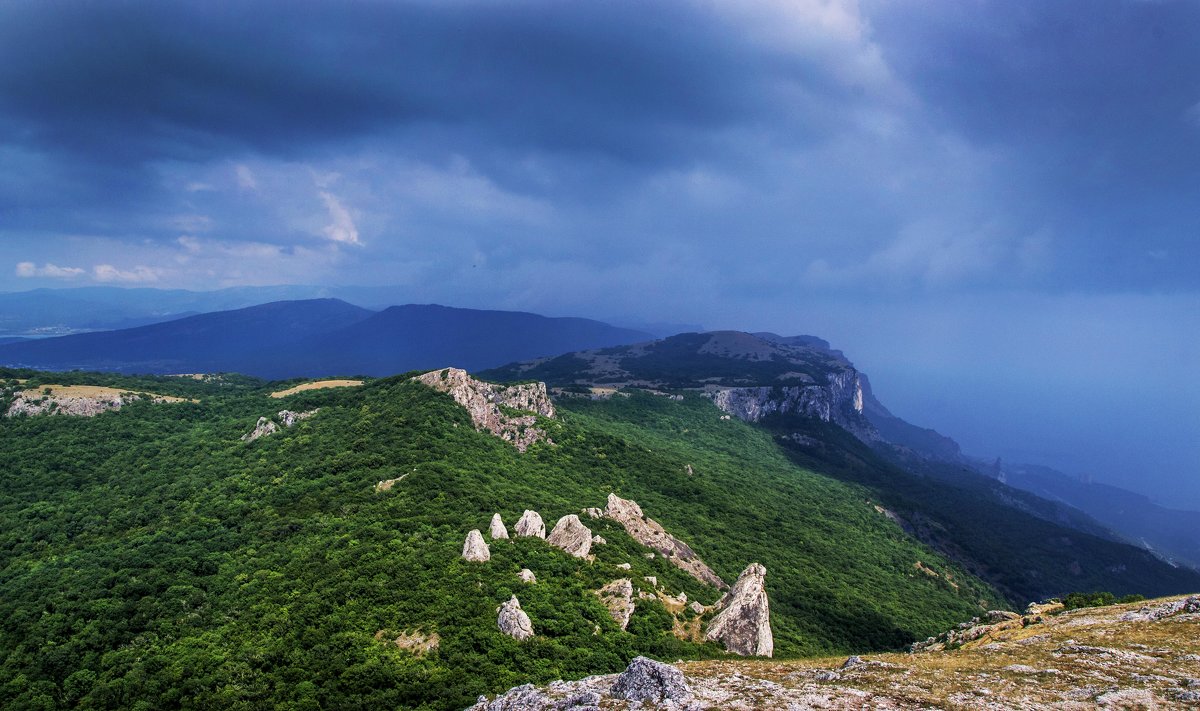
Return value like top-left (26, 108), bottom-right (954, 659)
top-left (270, 379), bottom-right (364, 398)
top-left (20, 385), bottom-right (188, 402)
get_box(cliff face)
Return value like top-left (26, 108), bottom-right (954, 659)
top-left (707, 369), bottom-right (877, 442)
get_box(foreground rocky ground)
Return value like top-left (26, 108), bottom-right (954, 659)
top-left (470, 594), bottom-right (1200, 709)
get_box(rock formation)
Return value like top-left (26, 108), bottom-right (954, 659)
top-left (277, 409), bottom-right (317, 427)
top-left (4, 385), bottom-right (187, 418)
top-left (610, 656), bottom-right (692, 704)
top-left (242, 409), bottom-right (318, 441)
top-left (546, 514), bottom-right (593, 558)
top-left (374, 628), bottom-right (439, 656)
top-left (596, 578), bottom-right (635, 630)
top-left (705, 563), bottom-right (773, 657)
top-left (462, 529), bottom-right (490, 562)
top-left (514, 510), bottom-right (546, 539)
top-left (707, 369), bottom-right (877, 442)
top-left (602, 494), bottom-right (726, 589)
top-left (374, 474), bottom-right (408, 492)
top-left (517, 568), bottom-right (536, 584)
top-left (489, 513), bottom-right (509, 540)
top-left (497, 596), bottom-right (534, 640)
top-left (412, 368), bottom-right (555, 452)
top-left (242, 416), bottom-right (279, 442)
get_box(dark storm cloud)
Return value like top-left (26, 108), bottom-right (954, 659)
top-left (867, 0), bottom-right (1200, 287)
top-left (0, 1), bottom-right (811, 167)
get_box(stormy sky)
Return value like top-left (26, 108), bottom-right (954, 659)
top-left (1, 1), bottom-right (1197, 506)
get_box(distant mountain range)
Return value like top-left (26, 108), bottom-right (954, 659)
top-left (0, 299), bottom-right (652, 379)
top-left (0, 286), bottom-right (694, 338)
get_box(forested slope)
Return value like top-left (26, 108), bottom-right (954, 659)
top-left (0, 370), bottom-right (998, 710)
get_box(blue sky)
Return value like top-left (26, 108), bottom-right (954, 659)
top-left (1, 1), bottom-right (1197, 505)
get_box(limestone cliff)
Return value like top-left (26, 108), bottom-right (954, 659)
top-left (412, 368), bottom-right (555, 452)
top-left (707, 369), bottom-right (877, 442)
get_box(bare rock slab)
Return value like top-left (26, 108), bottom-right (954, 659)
top-left (547, 514), bottom-right (593, 558)
top-left (611, 656), bottom-right (692, 704)
top-left (603, 493), bottom-right (726, 590)
top-left (705, 563), bottom-right (773, 657)
top-left (412, 368), bottom-right (555, 452)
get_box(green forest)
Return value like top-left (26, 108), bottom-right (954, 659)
top-left (0, 369), bottom-right (1042, 709)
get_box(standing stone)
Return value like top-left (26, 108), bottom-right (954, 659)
top-left (517, 568), bottom-right (536, 584)
top-left (462, 529), bottom-right (490, 562)
top-left (489, 513), bottom-right (509, 540)
top-left (704, 563), bottom-right (773, 657)
top-left (514, 510), bottom-right (546, 538)
top-left (596, 578), bottom-right (635, 630)
top-left (497, 596), bottom-right (534, 640)
top-left (547, 514), bottom-right (593, 558)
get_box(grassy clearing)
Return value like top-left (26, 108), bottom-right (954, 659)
top-left (18, 385), bottom-right (188, 402)
top-left (270, 379), bottom-right (364, 398)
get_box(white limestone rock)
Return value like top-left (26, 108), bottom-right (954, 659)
top-left (547, 514), bottom-right (593, 558)
top-left (462, 529), bottom-right (490, 562)
top-left (497, 596), bottom-right (534, 640)
top-left (596, 578), bottom-right (635, 630)
top-left (517, 568), bottom-right (536, 584)
top-left (704, 563), bottom-right (773, 657)
top-left (514, 510), bottom-right (546, 539)
top-left (489, 513), bottom-right (509, 540)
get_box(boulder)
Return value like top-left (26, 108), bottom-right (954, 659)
top-left (514, 510), bottom-right (546, 539)
top-left (592, 535), bottom-right (606, 545)
top-left (517, 568), bottom-right (536, 584)
top-left (489, 513), bottom-right (509, 540)
top-left (462, 529), bottom-right (490, 562)
top-left (596, 578), bottom-right (635, 630)
top-left (547, 514), bottom-right (593, 558)
top-left (611, 656), bottom-right (692, 703)
top-left (497, 596), bottom-right (534, 640)
top-left (704, 563), bottom-right (773, 657)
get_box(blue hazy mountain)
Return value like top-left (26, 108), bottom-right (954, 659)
top-left (0, 300), bottom-right (652, 379)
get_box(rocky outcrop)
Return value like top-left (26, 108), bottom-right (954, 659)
top-left (602, 494), bottom-right (726, 590)
top-left (462, 529), bottom-right (490, 562)
top-left (707, 369), bottom-right (877, 441)
top-left (412, 368), bottom-right (555, 452)
top-left (242, 409), bottom-right (318, 441)
top-left (611, 657), bottom-right (693, 704)
top-left (705, 563), bottom-right (773, 657)
top-left (375, 474), bottom-right (408, 492)
top-left (547, 515), bottom-right (593, 558)
top-left (277, 409), bottom-right (317, 427)
top-left (489, 513), bottom-right (509, 540)
top-left (497, 596), bottom-right (534, 640)
top-left (517, 568), bottom-right (536, 584)
top-left (242, 416), bottom-right (279, 442)
top-left (514, 510), bottom-right (546, 539)
top-left (912, 607), bottom-right (1028, 652)
top-left (6, 386), bottom-right (186, 418)
top-left (596, 579), bottom-right (635, 630)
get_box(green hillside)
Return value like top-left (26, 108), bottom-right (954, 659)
top-left (3, 370), bottom-right (999, 709)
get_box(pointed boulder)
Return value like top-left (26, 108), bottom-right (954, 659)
top-left (704, 563), bottom-right (773, 657)
top-left (547, 514), bottom-right (593, 558)
top-left (517, 568), bottom-right (536, 584)
top-left (462, 529), bottom-right (490, 562)
top-left (489, 513), bottom-right (509, 540)
top-left (514, 510), bottom-right (546, 539)
top-left (497, 596), bottom-right (534, 640)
